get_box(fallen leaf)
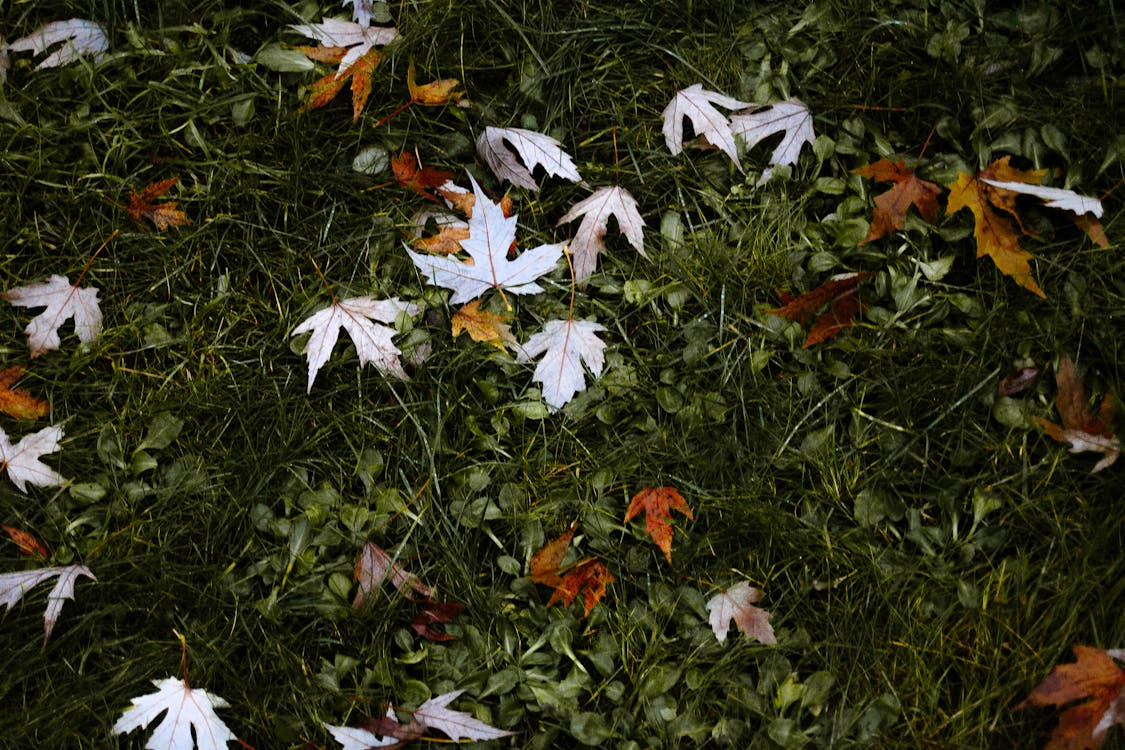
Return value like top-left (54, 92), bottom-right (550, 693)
top-left (392, 152), bottom-right (457, 201)
top-left (353, 540), bottom-right (432, 606)
top-left (998, 366), bottom-right (1042, 397)
top-left (516, 319), bottom-right (607, 410)
top-left (531, 525), bottom-right (613, 617)
top-left (1074, 215), bottom-right (1110, 248)
top-left (766, 271), bottom-right (874, 347)
top-left (291, 296), bottom-right (420, 392)
top-left (290, 17), bottom-right (396, 119)
top-left (706, 582), bottom-right (775, 644)
top-left (411, 689), bottom-right (515, 742)
top-left (342, 0), bottom-right (378, 27)
top-left (113, 677), bottom-right (237, 750)
top-left (476, 126), bottom-right (582, 190)
top-left (662, 84), bottom-right (750, 169)
top-left (0, 425), bottom-right (66, 493)
top-left (556, 185), bottom-right (646, 282)
top-left (127, 176), bottom-right (190, 230)
top-left (3, 275), bottom-right (103, 357)
top-left (852, 158), bottom-right (942, 242)
top-left (530, 523), bottom-right (577, 587)
top-left (451, 300), bottom-right (516, 351)
top-left (406, 62), bottom-right (468, 107)
top-left (405, 172), bottom-right (564, 304)
top-left (289, 17), bottom-right (397, 74)
top-left (410, 600), bottom-right (465, 642)
top-left (1031, 355), bottom-right (1120, 472)
top-left (0, 564), bottom-right (95, 644)
top-left (624, 486), bottom-right (694, 563)
top-left (0, 366), bottom-right (49, 419)
top-left (1018, 646), bottom-right (1125, 750)
top-left (979, 178), bottom-right (1104, 218)
top-left (8, 18), bottom-right (109, 70)
top-left (2, 525), bottom-right (49, 558)
top-left (730, 98), bottom-right (815, 180)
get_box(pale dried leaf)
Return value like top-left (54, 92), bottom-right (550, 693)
top-left (8, 19), bottom-right (108, 70)
top-left (0, 564), bottom-right (95, 644)
top-left (325, 708), bottom-right (400, 750)
top-left (476, 126), bottom-right (581, 190)
top-left (661, 84), bottom-right (749, 169)
top-left (730, 98), bottom-right (815, 181)
top-left (0, 425), bottom-right (66, 493)
top-left (516, 319), bottom-right (606, 410)
top-left (980, 178), bottom-right (1104, 218)
top-left (1062, 429), bottom-right (1121, 473)
top-left (113, 677), bottom-right (236, 750)
top-left (341, 0), bottom-right (379, 28)
top-left (414, 690), bottom-right (514, 742)
top-left (290, 297), bottom-right (420, 392)
top-left (353, 541), bottom-right (431, 607)
top-left (289, 17), bottom-right (397, 76)
top-left (406, 172), bottom-right (563, 303)
top-left (706, 582), bottom-right (775, 644)
top-left (556, 185), bottom-right (646, 282)
top-left (3, 275), bottom-right (102, 357)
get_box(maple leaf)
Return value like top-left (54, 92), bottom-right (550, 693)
top-left (766, 271), bottom-right (874, 348)
top-left (352, 540), bottom-right (432, 607)
top-left (0, 425), bottom-right (66, 493)
top-left (290, 17), bottom-right (397, 74)
top-left (410, 600), bottom-right (465, 642)
top-left (979, 178), bottom-right (1104, 218)
top-left (624, 486), bottom-right (694, 563)
top-left (3, 275), bottom-right (103, 357)
top-left (406, 62), bottom-right (468, 107)
top-left (327, 691), bottom-right (512, 748)
top-left (342, 0), bottom-right (378, 27)
top-left (290, 17), bottom-right (397, 120)
top-left (299, 47), bottom-right (381, 121)
top-left (730, 98), bottom-right (815, 181)
top-left (476, 126), bottom-right (582, 190)
top-left (556, 185), bottom-right (646, 282)
top-left (2, 525), bottom-right (50, 558)
top-left (0, 366), bottom-right (49, 419)
top-left (8, 19), bottom-right (109, 71)
top-left (1031, 355), bottom-right (1120, 472)
top-left (947, 156), bottom-right (1050, 297)
top-left (392, 152), bottom-right (456, 201)
top-left (451, 300), bottom-right (516, 351)
top-left (516, 318), bottom-right (607, 410)
top-left (706, 582), bottom-right (776, 645)
top-left (127, 177), bottom-right (191, 230)
top-left (291, 296), bottom-right (420, 393)
top-left (405, 173), bottom-right (564, 304)
top-left (531, 524), bottom-right (613, 617)
top-left (0, 564), bottom-right (95, 644)
top-left (113, 677), bottom-right (237, 750)
top-left (1018, 646), bottom-right (1125, 750)
top-left (662, 84), bottom-right (750, 169)
top-left (852, 158), bottom-right (942, 243)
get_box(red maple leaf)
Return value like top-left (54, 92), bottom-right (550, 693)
top-left (852, 158), bottom-right (941, 243)
top-left (530, 524), bottom-right (613, 618)
top-left (766, 272), bottom-right (874, 347)
top-left (126, 177), bottom-right (190, 230)
top-left (624, 486), bottom-right (694, 564)
top-left (1018, 646), bottom-right (1125, 749)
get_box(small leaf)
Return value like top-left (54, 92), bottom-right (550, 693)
top-left (852, 158), bottom-right (942, 243)
top-left (353, 540), bottom-right (432, 606)
top-left (451, 300), bottom-right (516, 351)
top-left (407, 62), bottom-right (468, 106)
top-left (0, 366), bottom-right (49, 419)
top-left (476, 126), bottom-right (581, 190)
top-left (624, 486), bottom-right (694, 563)
top-left (2, 524), bottom-right (49, 558)
top-left (1031, 355), bottom-right (1120, 472)
top-left (0, 564), bottom-right (96, 644)
top-left (556, 185), bottom-right (646, 282)
top-left (662, 84), bottom-right (750, 169)
top-left (127, 177), bottom-right (190, 230)
top-left (0, 425), bottom-right (66, 493)
top-left (706, 582), bottom-right (775, 644)
top-left (766, 272), bottom-right (873, 347)
top-left (3, 275), bottom-right (103, 357)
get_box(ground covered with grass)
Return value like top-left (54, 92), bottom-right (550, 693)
top-left (1, 0), bottom-right (1123, 748)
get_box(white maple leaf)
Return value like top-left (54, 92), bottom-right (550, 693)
top-left (706, 582), bottom-right (776, 644)
top-left (661, 84), bottom-right (750, 170)
top-left (406, 172), bottom-right (564, 304)
top-left (0, 425), bottom-right (66, 493)
top-left (0, 564), bottom-right (95, 644)
top-left (730, 98), bottom-right (815, 182)
top-left (289, 17), bottom-right (398, 76)
top-left (3, 274), bottom-right (102, 357)
top-left (291, 296), bottom-right (420, 393)
top-left (325, 714), bottom-right (399, 750)
top-left (557, 185), bottom-right (646, 282)
top-left (414, 689), bottom-right (515, 742)
top-left (476, 126), bottom-right (582, 190)
top-left (516, 319), bottom-right (607, 410)
top-left (979, 178), bottom-right (1105, 217)
top-left (341, 0), bottom-right (380, 28)
top-left (8, 19), bottom-right (109, 71)
top-left (113, 677), bottom-right (237, 750)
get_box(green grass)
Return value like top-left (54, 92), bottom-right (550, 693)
top-left (0, 0), bottom-right (1123, 748)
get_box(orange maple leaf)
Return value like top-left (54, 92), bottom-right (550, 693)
top-left (2, 524), bottom-right (50, 558)
top-left (392, 152), bottom-right (457, 201)
top-left (1031, 355), bottom-right (1120, 472)
top-left (766, 271), bottom-right (873, 348)
top-left (0, 366), bottom-right (49, 419)
top-left (852, 158), bottom-right (942, 243)
top-left (1018, 646), bottom-right (1125, 750)
top-left (947, 156), bottom-right (1049, 297)
top-left (407, 62), bottom-right (468, 107)
top-left (624, 486), bottom-right (693, 564)
top-left (127, 177), bottom-right (190, 231)
top-left (530, 524), bottom-right (613, 617)
top-left (299, 47), bottom-right (381, 121)
top-left (451, 300), bottom-right (516, 350)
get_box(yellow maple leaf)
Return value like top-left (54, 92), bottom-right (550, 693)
top-left (299, 48), bottom-right (382, 121)
top-left (451, 300), bottom-right (516, 351)
top-left (0, 366), bottom-right (49, 419)
top-left (407, 62), bottom-right (468, 107)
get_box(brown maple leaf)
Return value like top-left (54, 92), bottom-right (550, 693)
top-left (0, 366), bottom-right (49, 419)
top-left (624, 486), bottom-right (694, 564)
top-left (406, 62), bottom-right (469, 107)
top-left (852, 158), bottom-right (942, 243)
top-left (299, 47), bottom-right (381, 121)
top-left (392, 152), bottom-right (457, 202)
top-left (451, 300), bottom-right (516, 350)
top-left (766, 271), bottom-right (874, 348)
top-left (1018, 646), bottom-right (1125, 750)
top-left (1031, 355), bottom-right (1120, 472)
top-left (947, 156), bottom-right (1049, 297)
top-left (353, 541), bottom-right (432, 607)
top-left (2, 524), bottom-right (50, 558)
top-left (127, 177), bottom-right (190, 230)
top-left (410, 600), bottom-right (465, 642)
top-left (530, 523), bottom-right (576, 587)
top-left (530, 524), bottom-right (613, 617)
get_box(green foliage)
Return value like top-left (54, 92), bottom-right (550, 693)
top-left (0, 0), bottom-right (1122, 748)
